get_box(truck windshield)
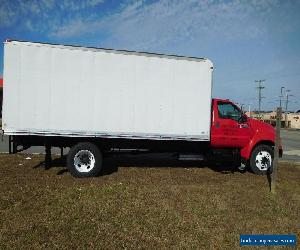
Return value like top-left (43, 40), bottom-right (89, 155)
top-left (217, 102), bottom-right (242, 121)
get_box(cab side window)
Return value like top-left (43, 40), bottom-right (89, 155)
top-left (217, 102), bottom-right (242, 121)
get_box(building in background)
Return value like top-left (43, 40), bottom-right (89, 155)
top-left (245, 111), bottom-right (300, 129)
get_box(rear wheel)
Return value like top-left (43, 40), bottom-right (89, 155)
top-left (67, 142), bottom-right (102, 178)
top-left (250, 145), bottom-right (273, 175)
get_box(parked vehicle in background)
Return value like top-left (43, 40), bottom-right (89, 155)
top-left (2, 40), bottom-right (282, 177)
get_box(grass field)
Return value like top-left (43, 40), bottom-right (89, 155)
top-left (0, 153), bottom-right (299, 249)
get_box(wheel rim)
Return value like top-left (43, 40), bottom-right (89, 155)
top-left (74, 150), bottom-right (96, 173)
top-left (255, 151), bottom-right (272, 171)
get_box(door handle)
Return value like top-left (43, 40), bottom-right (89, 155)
top-left (238, 124), bottom-right (249, 128)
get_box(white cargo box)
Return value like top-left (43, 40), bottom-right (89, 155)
top-left (2, 40), bottom-right (213, 141)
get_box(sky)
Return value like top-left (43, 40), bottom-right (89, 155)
top-left (0, 0), bottom-right (299, 111)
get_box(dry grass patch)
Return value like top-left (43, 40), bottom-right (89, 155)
top-left (0, 154), bottom-right (299, 249)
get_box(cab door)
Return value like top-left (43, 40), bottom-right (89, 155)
top-left (211, 100), bottom-right (253, 148)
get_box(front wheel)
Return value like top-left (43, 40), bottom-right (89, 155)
top-left (250, 145), bottom-right (273, 175)
top-left (67, 142), bottom-right (102, 178)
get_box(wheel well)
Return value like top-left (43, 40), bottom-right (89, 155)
top-left (254, 140), bottom-right (283, 158)
top-left (251, 140), bottom-right (274, 157)
top-left (242, 140), bottom-right (277, 167)
top-left (254, 140), bottom-right (274, 149)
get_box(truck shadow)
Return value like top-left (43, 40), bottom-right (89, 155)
top-left (101, 153), bottom-right (240, 176)
top-left (34, 153), bottom-right (242, 176)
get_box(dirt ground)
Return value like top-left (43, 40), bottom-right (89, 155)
top-left (0, 154), bottom-right (299, 249)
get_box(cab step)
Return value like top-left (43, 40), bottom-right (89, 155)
top-left (178, 154), bottom-right (204, 161)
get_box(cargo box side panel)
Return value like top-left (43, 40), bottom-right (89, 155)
top-left (3, 42), bottom-right (53, 133)
top-left (2, 42), bottom-right (21, 131)
top-left (3, 41), bottom-right (212, 141)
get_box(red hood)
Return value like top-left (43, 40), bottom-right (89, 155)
top-left (248, 118), bottom-right (275, 140)
top-left (0, 78), bottom-right (3, 87)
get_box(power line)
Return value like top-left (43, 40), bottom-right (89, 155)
top-left (255, 79), bottom-right (265, 114)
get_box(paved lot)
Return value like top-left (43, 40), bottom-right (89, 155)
top-left (280, 129), bottom-right (300, 163)
top-left (0, 129), bottom-right (299, 163)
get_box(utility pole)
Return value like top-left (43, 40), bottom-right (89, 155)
top-left (279, 86), bottom-right (285, 108)
top-left (271, 107), bottom-right (282, 194)
top-left (285, 93), bottom-right (294, 128)
top-left (285, 92), bottom-right (293, 111)
top-left (255, 80), bottom-right (265, 118)
top-left (248, 105), bottom-right (251, 117)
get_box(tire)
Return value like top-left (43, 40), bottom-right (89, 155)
top-left (250, 145), bottom-right (273, 175)
top-left (67, 142), bottom-right (102, 178)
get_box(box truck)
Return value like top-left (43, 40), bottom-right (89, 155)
top-left (1, 40), bottom-right (282, 177)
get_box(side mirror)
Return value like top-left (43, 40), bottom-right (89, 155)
top-left (238, 115), bottom-right (248, 124)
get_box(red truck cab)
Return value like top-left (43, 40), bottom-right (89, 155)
top-left (211, 98), bottom-right (282, 174)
